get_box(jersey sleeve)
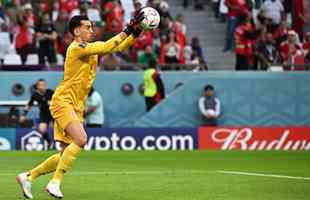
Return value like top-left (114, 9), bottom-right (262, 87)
top-left (71, 33), bottom-right (129, 58)
top-left (110, 35), bottom-right (136, 53)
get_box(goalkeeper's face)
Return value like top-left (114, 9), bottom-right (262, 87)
top-left (77, 20), bottom-right (95, 42)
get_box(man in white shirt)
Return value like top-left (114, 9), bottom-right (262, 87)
top-left (85, 87), bottom-right (104, 127)
top-left (198, 84), bottom-right (221, 126)
top-left (260, 0), bottom-right (284, 25)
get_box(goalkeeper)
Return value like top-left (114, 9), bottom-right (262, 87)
top-left (16, 11), bottom-right (144, 199)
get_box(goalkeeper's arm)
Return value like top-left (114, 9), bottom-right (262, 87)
top-left (73, 11), bottom-right (144, 57)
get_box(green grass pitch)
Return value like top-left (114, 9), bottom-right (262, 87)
top-left (0, 151), bottom-right (309, 200)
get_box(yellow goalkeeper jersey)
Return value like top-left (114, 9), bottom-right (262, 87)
top-left (50, 34), bottom-right (135, 114)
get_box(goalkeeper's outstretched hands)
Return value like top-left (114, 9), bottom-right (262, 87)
top-left (123, 9), bottom-right (145, 37)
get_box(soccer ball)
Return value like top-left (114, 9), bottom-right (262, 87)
top-left (139, 7), bottom-right (160, 30)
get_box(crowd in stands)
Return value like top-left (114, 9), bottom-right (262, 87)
top-left (0, 0), bottom-right (206, 70)
top-left (213, 0), bottom-right (310, 70)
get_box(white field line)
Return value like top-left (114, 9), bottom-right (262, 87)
top-left (0, 170), bottom-right (214, 176)
top-left (217, 170), bottom-right (310, 181)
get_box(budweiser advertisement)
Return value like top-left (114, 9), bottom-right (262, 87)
top-left (198, 127), bottom-right (310, 150)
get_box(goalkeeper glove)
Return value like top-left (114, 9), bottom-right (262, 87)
top-left (123, 10), bottom-right (144, 37)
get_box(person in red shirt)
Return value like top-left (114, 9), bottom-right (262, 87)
top-left (234, 14), bottom-right (256, 70)
top-left (223, 0), bottom-right (250, 52)
top-left (59, 0), bottom-right (79, 14)
top-left (112, 0), bottom-right (124, 33)
top-left (279, 30), bottom-right (303, 70)
top-left (131, 31), bottom-right (154, 62)
top-left (272, 21), bottom-right (289, 46)
top-left (15, 16), bottom-right (34, 64)
top-left (102, 0), bottom-right (115, 33)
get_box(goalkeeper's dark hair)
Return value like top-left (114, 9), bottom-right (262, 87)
top-left (68, 15), bottom-right (89, 35)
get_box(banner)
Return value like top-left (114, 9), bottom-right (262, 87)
top-left (199, 127), bottom-right (310, 150)
top-left (15, 128), bottom-right (198, 151)
top-left (0, 129), bottom-right (16, 150)
top-left (16, 129), bottom-right (50, 151)
top-left (11, 127), bottom-right (310, 151)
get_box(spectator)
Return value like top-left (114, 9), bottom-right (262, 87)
top-left (112, 0), bottom-right (125, 33)
top-left (85, 87), bottom-right (104, 128)
top-left (223, 0), bottom-right (249, 52)
top-left (159, 16), bottom-right (173, 38)
top-left (191, 37), bottom-right (204, 62)
top-left (183, 44), bottom-right (193, 64)
top-left (212, 0), bottom-right (220, 18)
top-left (174, 14), bottom-right (186, 35)
top-left (59, 0), bottom-right (79, 14)
top-left (0, 1), bottom-right (9, 27)
top-left (23, 79), bottom-right (54, 147)
top-left (54, 10), bottom-right (71, 58)
top-left (234, 14), bottom-right (256, 70)
top-left (304, 0), bottom-right (310, 35)
top-left (256, 32), bottom-right (280, 70)
top-left (219, 0), bottom-right (228, 22)
top-left (152, 30), bottom-right (161, 58)
top-left (0, 23), bottom-right (11, 64)
top-left (272, 20), bottom-right (289, 47)
top-left (199, 84), bottom-right (221, 126)
top-left (292, 0), bottom-right (304, 40)
top-left (259, 0), bottom-right (284, 26)
top-left (144, 59), bottom-right (165, 111)
top-left (138, 45), bottom-right (157, 65)
top-left (102, 0), bottom-right (116, 33)
top-left (163, 31), bottom-right (181, 64)
top-left (158, 0), bottom-right (172, 28)
top-left (132, 30), bottom-right (153, 62)
top-left (35, 13), bottom-right (58, 66)
top-left (39, 0), bottom-right (51, 15)
top-left (174, 14), bottom-right (187, 48)
top-left (54, 10), bottom-right (69, 36)
top-left (51, 1), bottom-right (60, 22)
top-left (70, 0), bottom-right (101, 22)
top-left (279, 30), bottom-right (303, 69)
top-left (14, 15), bottom-right (34, 64)
top-left (303, 32), bottom-right (310, 69)
top-left (0, 1), bottom-right (4, 20)
top-left (22, 3), bottom-right (36, 28)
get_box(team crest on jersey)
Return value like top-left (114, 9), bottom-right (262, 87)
top-left (79, 43), bottom-right (87, 48)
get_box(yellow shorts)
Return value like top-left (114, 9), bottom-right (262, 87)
top-left (50, 102), bottom-right (83, 144)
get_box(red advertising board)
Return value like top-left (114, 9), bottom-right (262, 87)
top-left (199, 127), bottom-right (310, 150)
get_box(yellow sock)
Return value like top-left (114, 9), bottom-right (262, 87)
top-left (28, 153), bottom-right (61, 181)
top-left (52, 143), bottom-right (82, 183)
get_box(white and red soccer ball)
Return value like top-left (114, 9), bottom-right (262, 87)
top-left (139, 7), bottom-right (160, 30)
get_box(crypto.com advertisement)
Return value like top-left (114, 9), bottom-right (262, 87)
top-left (8, 127), bottom-right (310, 151)
top-left (15, 128), bottom-right (198, 151)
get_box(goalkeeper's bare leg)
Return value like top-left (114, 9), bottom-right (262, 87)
top-left (46, 121), bottom-right (87, 199)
